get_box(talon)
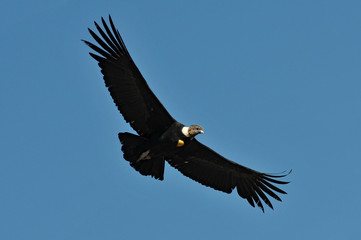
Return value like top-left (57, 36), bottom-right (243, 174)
top-left (177, 140), bottom-right (184, 147)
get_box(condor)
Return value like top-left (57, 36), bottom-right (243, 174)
top-left (83, 15), bottom-right (290, 212)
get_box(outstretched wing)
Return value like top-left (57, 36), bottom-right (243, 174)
top-left (167, 140), bottom-right (290, 212)
top-left (83, 16), bottom-right (175, 137)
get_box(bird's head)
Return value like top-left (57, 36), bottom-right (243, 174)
top-left (188, 125), bottom-right (204, 136)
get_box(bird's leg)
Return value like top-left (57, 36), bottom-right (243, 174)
top-left (138, 150), bottom-right (151, 161)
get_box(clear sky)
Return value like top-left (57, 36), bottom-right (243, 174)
top-left (1, 1), bottom-right (360, 239)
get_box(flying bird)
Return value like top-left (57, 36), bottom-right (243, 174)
top-left (83, 15), bottom-right (290, 212)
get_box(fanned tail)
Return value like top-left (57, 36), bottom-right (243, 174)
top-left (118, 133), bottom-right (165, 180)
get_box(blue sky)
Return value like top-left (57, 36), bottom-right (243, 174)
top-left (1, 1), bottom-right (360, 239)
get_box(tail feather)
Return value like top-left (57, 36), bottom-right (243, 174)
top-left (118, 133), bottom-right (165, 180)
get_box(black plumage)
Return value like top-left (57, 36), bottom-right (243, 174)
top-left (83, 15), bottom-right (290, 212)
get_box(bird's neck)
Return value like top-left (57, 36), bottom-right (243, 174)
top-left (182, 126), bottom-right (190, 137)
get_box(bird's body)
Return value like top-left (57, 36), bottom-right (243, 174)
top-left (119, 122), bottom-right (202, 180)
top-left (84, 15), bottom-right (290, 212)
